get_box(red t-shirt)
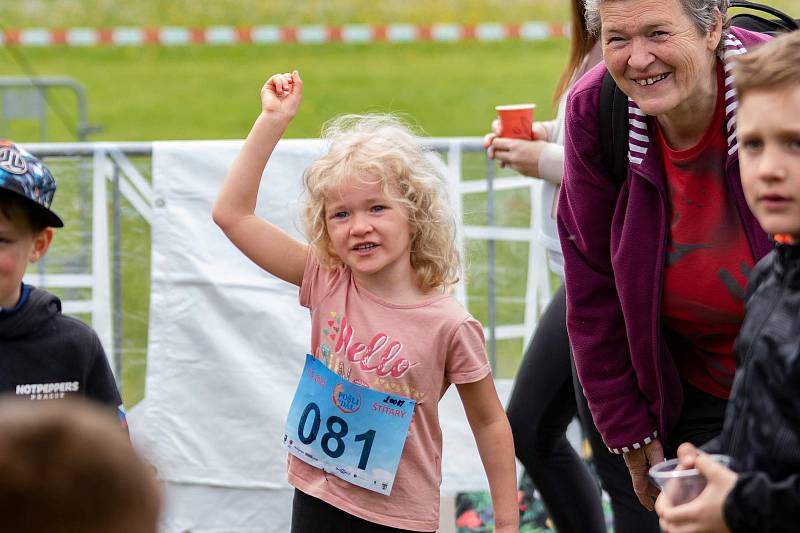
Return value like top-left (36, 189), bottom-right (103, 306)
top-left (657, 63), bottom-right (754, 399)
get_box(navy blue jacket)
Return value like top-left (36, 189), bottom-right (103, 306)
top-left (0, 286), bottom-right (121, 408)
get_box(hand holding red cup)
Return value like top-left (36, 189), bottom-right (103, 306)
top-left (495, 104), bottom-right (536, 140)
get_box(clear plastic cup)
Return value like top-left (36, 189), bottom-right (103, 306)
top-left (649, 454), bottom-right (732, 505)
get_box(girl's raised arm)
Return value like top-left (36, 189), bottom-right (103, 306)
top-left (213, 70), bottom-right (308, 287)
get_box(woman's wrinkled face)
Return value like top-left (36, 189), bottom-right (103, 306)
top-left (600, 0), bottom-right (721, 122)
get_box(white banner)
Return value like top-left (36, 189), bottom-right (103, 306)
top-left (129, 140), bottom-right (515, 530)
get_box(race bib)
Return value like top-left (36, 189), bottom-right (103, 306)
top-left (283, 354), bottom-right (415, 496)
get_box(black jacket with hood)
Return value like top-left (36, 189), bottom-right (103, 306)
top-left (0, 285), bottom-right (121, 408)
top-left (718, 244), bottom-right (800, 532)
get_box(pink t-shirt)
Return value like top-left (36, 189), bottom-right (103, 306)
top-left (288, 253), bottom-right (490, 531)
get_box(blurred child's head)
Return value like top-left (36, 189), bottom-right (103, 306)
top-left (0, 398), bottom-right (161, 533)
top-left (302, 114), bottom-right (460, 291)
top-left (0, 141), bottom-right (62, 308)
top-left (734, 32), bottom-right (800, 241)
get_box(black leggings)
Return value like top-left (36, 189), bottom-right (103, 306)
top-left (291, 489), bottom-right (434, 533)
top-left (506, 285), bottom-right (660, 533)
top-left (664, 379), bottom-right (727, 458)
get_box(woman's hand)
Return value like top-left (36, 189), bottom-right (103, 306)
top-left (261, 70), bottom-right (303, 120)
top-left (483, 118), bottom-right (502, 156)
top-left (484, 120), bottom-right (550, 178)
top-left (490, 138), bottom-right (549, 177)
top-left (623, 437), bottom-right (664, 511)
top-left (655, 444), bottom-right (737, 533)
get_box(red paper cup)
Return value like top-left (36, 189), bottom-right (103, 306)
top-left (495, 104), bottom-right (536, 140)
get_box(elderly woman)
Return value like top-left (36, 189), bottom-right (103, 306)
top-left (557, 0), bottom-right (772, 511)
top-left (484, 0), bottom-right (661, 530)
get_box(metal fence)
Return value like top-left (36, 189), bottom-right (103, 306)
top-left (21, 140), bottom-right (551, 399)
top-left (1, 77), bottom-right (101, 141)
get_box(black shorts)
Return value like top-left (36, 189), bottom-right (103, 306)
top-left (290, 488), bottom-right (436, 533)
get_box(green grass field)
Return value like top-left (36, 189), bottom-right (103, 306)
top-left (0, 40), bottom-right (567, 141)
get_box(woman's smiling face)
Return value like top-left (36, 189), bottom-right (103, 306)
top-left (600, 0), bottom-right (721, 123)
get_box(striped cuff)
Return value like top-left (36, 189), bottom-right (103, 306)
top-left (608, 430), bottom-right (659, 455)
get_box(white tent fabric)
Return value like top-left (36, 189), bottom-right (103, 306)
top-left (129, 140), bottom-right (516, 532)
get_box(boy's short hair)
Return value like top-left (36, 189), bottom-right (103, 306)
top-left (0, 398), bottom-right (161, 533)
top-left (0, 140), bottom-right (63, 231)
top-left (734, 31), bottom-right (800, 100)
top-left (0, 189), bottom-right (51, 234)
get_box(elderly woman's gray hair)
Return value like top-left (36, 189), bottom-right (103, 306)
top-left (584, 0), bottom-right (731, 43)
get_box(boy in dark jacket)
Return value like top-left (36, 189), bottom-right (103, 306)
top-left (0, 140), bottom-right (122, 416)
top-left (656, 31), bottom-right (800, 533)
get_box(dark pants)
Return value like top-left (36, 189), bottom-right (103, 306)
top-left (664, 379), bottom-right (728, 458)
top-left (291, 489), bottom-right (434, 533)
top-left (506, 285), bottom-right (660, 533)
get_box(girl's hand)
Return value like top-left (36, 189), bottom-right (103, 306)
top-left (261, 70), bottom-right (303, 119)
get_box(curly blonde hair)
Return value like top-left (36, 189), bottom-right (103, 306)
top-left (302, 114), bottom-right (460, 292)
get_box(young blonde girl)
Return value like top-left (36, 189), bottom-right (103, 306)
top-left (213, 71), bottom-right (518, 533)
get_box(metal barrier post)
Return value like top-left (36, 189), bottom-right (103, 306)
top-left (20, 140), bottom-right (550, 392)
top-left (91, 147), bottom-right (114, 364)
top-left (0, 76), bottom-right (101, 141)
top-left (112, 161), bottom-right (124, 393)
top-left (485, 156), bottom-right (497, 371)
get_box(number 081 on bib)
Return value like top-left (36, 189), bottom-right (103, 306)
top-left (283, 354), bottom-right (416, 496)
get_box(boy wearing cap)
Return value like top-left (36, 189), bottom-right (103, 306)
top-left (0, 140), bottom-right (122, 412)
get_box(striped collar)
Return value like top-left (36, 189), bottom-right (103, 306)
top-left (625, 31), bottom-right (748, 166)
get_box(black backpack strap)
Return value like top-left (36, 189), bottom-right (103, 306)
top-left (730, 0), bottom-right (799, 34)
top-left (599, 70), bottom-right (630, 185)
